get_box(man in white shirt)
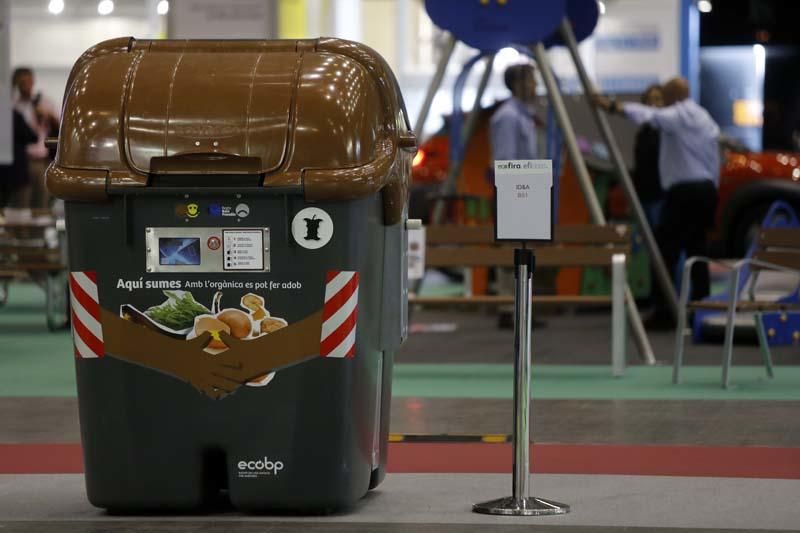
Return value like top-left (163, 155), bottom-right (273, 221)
top-left (490, 64), bottom-right (539, 161)
top-left (595, 78), bottom-right (720, 326)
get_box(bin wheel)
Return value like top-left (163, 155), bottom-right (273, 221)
top-left (45, 271), bottom-right (70, 331)
top-left (369, 465), bottom-right (386, 490)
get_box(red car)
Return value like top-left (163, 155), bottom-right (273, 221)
top-left (711, 150), bottom-right (800, 254)
top-left (412, 102), bottom-right (800, 256)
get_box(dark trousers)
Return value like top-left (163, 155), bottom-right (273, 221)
top-left (653, 180), bottom-right (718, 316)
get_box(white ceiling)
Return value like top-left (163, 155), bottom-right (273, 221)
top-left (11, 0), bottom-right (152, 20)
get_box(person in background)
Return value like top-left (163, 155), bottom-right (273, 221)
top-left (595, 77), bottom-right (721, 328)
top-left (633, 84), bottom-right (665, 230)
top-left (490, 63), bottom-right (539, 161)
top-left (12, 67), bottom-right (59, 208)
top-left (490, 63), bottom-right (542, 329)
top-left (0, 109), bottom-right (39, 207)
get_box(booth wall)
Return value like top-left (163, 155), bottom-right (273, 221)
top-left (0, 0), bottom-right (10, 165)
top-left (8, 0), bottom-right (157, 114)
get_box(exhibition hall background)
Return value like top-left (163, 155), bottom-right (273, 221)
top-left (0, 0), bottom-right (702, 166)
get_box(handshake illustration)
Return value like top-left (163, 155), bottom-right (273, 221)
top-left (102, 307), bottom-right (324, 399)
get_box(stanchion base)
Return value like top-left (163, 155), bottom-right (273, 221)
top-left (473, 496), bottom-right (570, 516)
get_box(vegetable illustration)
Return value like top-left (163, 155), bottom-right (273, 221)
top-left (241, 293), bottom-right (268, 321)
top-left (261, 317), bottom-right (288, 334)
top-left (120, 304), bottom-right (188, 339)
top-left (120, 288), bottom-right (294, 393)
top-left (145, 291), bottom-right (209, 330)
top-left (194, 316), bottom-right (230, 350)
top-left (217, 309), bottom-right (252, 339)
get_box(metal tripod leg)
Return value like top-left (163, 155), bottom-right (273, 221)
top-left (558, 19), bottom-right (679, 320)
top-left (531, 42), bottom-right (656, 365)
top-left (409, 34), bottom-right (456, 300)
top-left (753, 311), bottom-right (775, 379)
top-left (413, 33), bottom-right (457, 139)
top-left (431, 53), bottom-right (495, 225)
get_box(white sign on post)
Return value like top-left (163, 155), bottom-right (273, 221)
top-left (494, 160), bottom-right (554, 242)
top-left (407, 227), bottom-right (426, 281)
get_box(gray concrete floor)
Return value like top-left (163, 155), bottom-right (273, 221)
top-left (1, 474), bottom-right (799, 531)
top-left (4, 397), bottom-right (799, 447)
top-left (2, 310), bottom-right (798, 531)
top-left (1, 525), bottom-right (789, 533)
top-left (390, 398), bottom-right (800, 446)
top-left (0, 398), bottom-right (79, 444)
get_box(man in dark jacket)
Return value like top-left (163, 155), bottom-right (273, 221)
top-left (633, 84), bottom-right (664, 229)
top-left (0, 109), bottom-right (39, 207)
top-left (12, 67), bottom-right (59, 208)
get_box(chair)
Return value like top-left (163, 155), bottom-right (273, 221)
top-left (673, 226), bottom-right (800, 388)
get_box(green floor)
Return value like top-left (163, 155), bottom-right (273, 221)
top-left (3, 283), bottom-right (800, 400)
top-left (394, 364), bottom-right (800, 400)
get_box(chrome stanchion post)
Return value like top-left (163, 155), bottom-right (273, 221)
top-left (473, 247), bottom-right (569, 517)
top-left (513, 248), bottom-right (532, 501)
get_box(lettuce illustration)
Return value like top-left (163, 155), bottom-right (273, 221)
top-left (145, 291), bottom-right (209, 331)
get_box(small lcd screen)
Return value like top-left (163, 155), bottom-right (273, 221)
top-left (159, 238), bottom-right (201, 265)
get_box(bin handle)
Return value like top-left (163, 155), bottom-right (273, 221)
top-left (302, 136), bottom-right (411, 225)
top-left (303, 136), bottom-right (395, 200)
top-left (398, 132), bottom-right (417, 151)
top-left (149, 152), bottom-right (263, 175)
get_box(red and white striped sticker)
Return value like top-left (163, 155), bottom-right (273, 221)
top-left (69, 271), bottom-right (104, 359)
top-left (320, 271), bottom-right (359, 358)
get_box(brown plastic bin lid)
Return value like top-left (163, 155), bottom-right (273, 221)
top-left (47, 37), bottom-right (416, 223)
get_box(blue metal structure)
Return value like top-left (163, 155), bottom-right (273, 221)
top-left (428, 0), bottom-right (599, 186)
top-left (425, 0), bottom-right (567, 53)
top-left (543, 0), bottom-right (600, 48)
top-left (447, 52), bottom-right (493, 176)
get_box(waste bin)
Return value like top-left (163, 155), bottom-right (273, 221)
top-left (47, 37), bottom-right (416, 513)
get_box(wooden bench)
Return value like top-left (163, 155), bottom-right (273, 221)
top-left (673, 227), bottom-right (800, 388)
top-left (411, 224), bottom-right (630, 306)
top-left (410, 224), bottom-right (631, 373)
top-left (0, 208), bottom-right (69, 330)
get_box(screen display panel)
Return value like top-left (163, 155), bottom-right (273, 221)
top-left (159, 238), bottom-right (201, 265)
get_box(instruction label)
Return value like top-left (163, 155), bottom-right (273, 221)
top-left (224, 230), bottom-right (264, 271)
top-left (494, 159), bottom-right (553, 242)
